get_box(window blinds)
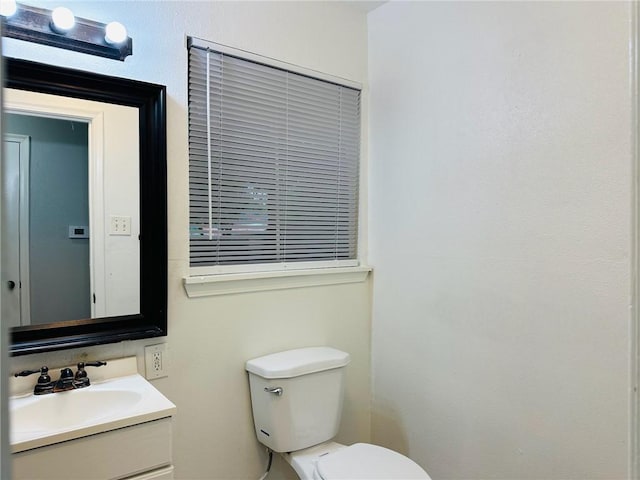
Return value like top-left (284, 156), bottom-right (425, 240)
top-left (188, 43), bottom-right (361, 269)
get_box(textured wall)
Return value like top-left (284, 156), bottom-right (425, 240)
top-left (369, 2), bottom-right (633, 478)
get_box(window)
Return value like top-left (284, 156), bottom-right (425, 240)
top-left (188, 38), bottom-right (361, 274)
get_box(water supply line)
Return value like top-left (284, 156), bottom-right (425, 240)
top-left (257, 448), bottom-right (273, 480)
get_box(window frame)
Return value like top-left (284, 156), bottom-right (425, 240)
top-left (187, 37), bottom-right (363, 278)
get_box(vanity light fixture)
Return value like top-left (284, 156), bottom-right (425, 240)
top-left (104, 21), bottom-right (127, 45)
top-left (0, 0), bottom-right (17, 18)
top-left (50, 6), bottom-right (75, 33)
top-left (1, 2), bottom-right (132, 61)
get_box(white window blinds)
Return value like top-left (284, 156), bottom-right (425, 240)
top-left (188, 41), bottom-right (361, 270)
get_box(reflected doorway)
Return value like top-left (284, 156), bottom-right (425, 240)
top-left (3, 115), bottom-right (90, 326)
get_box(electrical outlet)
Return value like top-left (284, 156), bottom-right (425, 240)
top-left (145, 344), bottom-right (168, 379)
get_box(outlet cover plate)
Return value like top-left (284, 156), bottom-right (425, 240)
top-left (144, 343), bottom-right (168, 379)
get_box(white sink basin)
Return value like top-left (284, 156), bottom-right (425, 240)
top-left (10, 358), bottom-right (176, 453)
top-left (13, 389), bottom-right (143, 433)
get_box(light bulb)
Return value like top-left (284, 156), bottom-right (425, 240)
top-left (0, 0), bottom-right (17, 17)
top-left (51, 6), bottom-right (75, 32)
top-left (105, 21), bottom-right (127, 44)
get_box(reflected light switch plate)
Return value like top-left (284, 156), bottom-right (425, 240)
top-left (110, 215), bottom-right (131, 235)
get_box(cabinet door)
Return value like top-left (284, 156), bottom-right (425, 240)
top-left (13, 418), bottom-right (172, 480)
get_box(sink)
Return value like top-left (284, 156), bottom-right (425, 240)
top-left (12, 389), bottom-right (143, 433)
top-left (10, 358), bottom-right (176, 453)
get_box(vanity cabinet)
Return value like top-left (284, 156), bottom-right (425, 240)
top-left (12, 417), bottom-right (173, 480)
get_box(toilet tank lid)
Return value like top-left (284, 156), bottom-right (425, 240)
top-left (245, 347), bottom-right (350, 379)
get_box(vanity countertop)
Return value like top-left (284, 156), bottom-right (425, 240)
top-left (10, 357), bottom-right (176, 453)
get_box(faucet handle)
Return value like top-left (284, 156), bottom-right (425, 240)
top-left (83, 361), bottom-right (107, 368)
top-left (14, 366), bottom-right (48, 378)
top-left (74, 360), bottom-right (107, 387)
top-left (14, 366), bottom-right (53, 395)
top-left (75, 360), bottom-right (107, 375)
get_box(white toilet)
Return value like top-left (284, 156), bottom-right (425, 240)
top-left (246, 346), bottom-right (432, 480)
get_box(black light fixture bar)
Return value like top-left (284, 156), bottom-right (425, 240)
top-left (4, 3), bottom-right (132, 61)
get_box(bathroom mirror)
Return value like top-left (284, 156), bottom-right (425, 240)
top-left (4, 58), bottom-right (167, 356)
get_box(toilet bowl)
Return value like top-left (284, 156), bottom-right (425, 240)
top-left (285, 441), bottom-right (431, 480)
top-left (246, 347), bottom-right (432, 480)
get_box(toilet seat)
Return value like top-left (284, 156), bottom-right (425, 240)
top-left (313, 443), bottom-right (431, 480)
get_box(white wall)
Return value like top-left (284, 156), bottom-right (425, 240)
top-left (369, 2), bottom-right (634, 479)
top-left (5, 2), bottom-right (370, 479)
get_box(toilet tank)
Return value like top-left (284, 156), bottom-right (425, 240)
top-left (246, 347), bottom-right (350, 453)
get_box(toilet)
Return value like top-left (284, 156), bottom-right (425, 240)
top-left (246, 347), bottom-right (432, 479)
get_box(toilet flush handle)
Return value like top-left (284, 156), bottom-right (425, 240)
top-left (264, 386), bottom-right (283, 396)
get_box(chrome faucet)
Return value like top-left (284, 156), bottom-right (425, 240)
top-left (14, 361), bottom-right (107, 395)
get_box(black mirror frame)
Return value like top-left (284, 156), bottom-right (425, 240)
top-left (5, 58), bottom-right (167, 356)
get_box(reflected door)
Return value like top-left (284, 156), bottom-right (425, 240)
top-left (2, 134), bottom-right (30, 327)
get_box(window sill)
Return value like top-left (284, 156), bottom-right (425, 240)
top-left (183, 266), bottom-right (372, 298)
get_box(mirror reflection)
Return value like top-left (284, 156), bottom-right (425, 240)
top-left (5, 58), bottom-right (167, 356)
top-left (2, 88), bottom-right (141, 328)
top-left (5, 113), bottom-right (90, 326)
